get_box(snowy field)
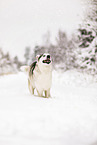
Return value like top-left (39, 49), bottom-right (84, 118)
top-left (0, 70), bottom-right (97, 145)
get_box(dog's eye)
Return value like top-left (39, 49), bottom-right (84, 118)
top-left (43, 55), bottom-right (46, 57)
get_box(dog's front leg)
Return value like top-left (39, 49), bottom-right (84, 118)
top-left (28, 79), bottom-right (34, 95)
top-left (31, 87), bottom-right (34, 95)
top-left (36, 89), bottom-right (43, 97)
top-left (28, 79), bottom-right (32, 94)
top-left (45, 89), bottom-right (51, 98)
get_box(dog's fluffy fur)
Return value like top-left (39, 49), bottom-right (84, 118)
top-left (21, 53), bottom-right (52, 98)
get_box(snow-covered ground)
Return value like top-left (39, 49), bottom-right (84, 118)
top-left (0, 70), bottom-right (97, 145)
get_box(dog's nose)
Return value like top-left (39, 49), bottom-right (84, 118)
top-left (47, 55), bottom-right (50, 59)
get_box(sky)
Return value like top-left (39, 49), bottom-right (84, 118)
top-left (0, 0), bottom-right (87, 60)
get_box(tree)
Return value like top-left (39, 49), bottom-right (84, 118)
top-left (74, 0), bottom-right (97, 74)
top-left (42, 31), bottom-right (51, 49)
top-left (13, 56), bottom-right (22, 69)
top-left (84, 0), bottom-right (97, 35)
top-left (76, 37), bottom-right (97, 74)
top-left (48, 30), bottom-right (76, 70)
top-left (78, 24), bottom-right (96, 48)
top-left (87, 0), bottom-right (97, 22)
top-left (0, 48), bottom-right (23, 75)
top-left (55, 30), bottom-right (68, 64)
top-left (24, 47), bottom-right (31, 64)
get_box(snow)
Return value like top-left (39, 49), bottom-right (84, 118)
top-left (0, 70), bottom-right (97, 145)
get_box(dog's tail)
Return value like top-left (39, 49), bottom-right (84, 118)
top-left (20, 65), bottom-right (30, 75)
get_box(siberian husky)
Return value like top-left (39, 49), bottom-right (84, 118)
top-left (21, 53), bottom-right (52, 98)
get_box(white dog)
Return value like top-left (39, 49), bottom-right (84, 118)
top-left (21, 53), bottom-right (52, 98)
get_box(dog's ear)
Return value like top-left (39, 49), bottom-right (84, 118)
top-left (36, 54), bottom-right (43, 61)
top-left (36, 55), bottom-right (40, 60)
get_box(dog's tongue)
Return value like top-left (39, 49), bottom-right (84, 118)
top-left (47, 58), bottom-right (50, 61)
top-left (43, 59), bottom-right (51, 64)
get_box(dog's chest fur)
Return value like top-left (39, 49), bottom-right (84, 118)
top-left (30, 63), bottom-right (52, 91)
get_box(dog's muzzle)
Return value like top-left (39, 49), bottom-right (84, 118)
top-left (43, 56), bottom-right (51, 64)
top-left (43, 59), bottom-right (51, 64)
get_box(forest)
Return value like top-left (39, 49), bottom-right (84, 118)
top-left (0, 0), bottom-right (97, 75)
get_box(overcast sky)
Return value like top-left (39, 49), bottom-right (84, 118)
top-left (0, 0), bottom-right (86, 60)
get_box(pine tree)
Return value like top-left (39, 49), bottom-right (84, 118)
top-left (75, 0), bottom-right (97, 74)
top-left (76, 31), bottom-right (97, 74)
top-left (78, 23), bottom-right (96, 48)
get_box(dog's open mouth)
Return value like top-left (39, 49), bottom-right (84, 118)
top-left (43, 59), bottom-right (51, 64)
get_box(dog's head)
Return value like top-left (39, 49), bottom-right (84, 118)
top-left (36, 53), bottom-right (52, 65)
top-left (36, 53), bottom-right (52, 72)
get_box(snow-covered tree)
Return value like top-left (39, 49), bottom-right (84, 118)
top-left (76, 36), bottom-right (97, 74)
top-left (13, 56), bottom-right (22, 70)
top-left (47, 30), bottom-right (76, 70)
top-left (24, 47), bottom-right (31, 64)
top-left (87, 1), bottom-right (97, 24)
top-left (78, 23), bottom-right (96, 48)
top-left (74, 0), bottom-right (97, 74)
top-left (0, 48), bottom-right (23, 75)
top-left (84, 0), bottom-right (97, 35)
top-left (42, 31), bottom-right (51, 49)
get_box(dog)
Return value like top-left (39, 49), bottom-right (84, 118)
top-left (21, 53), bottom-right (52, 98)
